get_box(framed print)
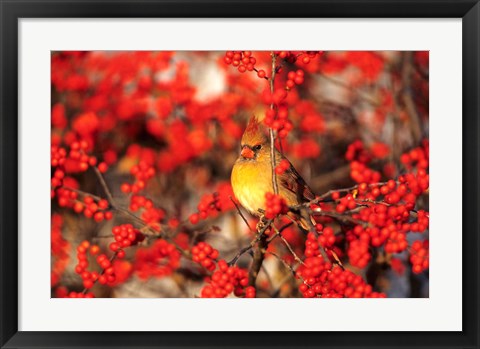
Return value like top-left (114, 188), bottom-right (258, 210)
top-left (1, 1), bottom-right (479, 348)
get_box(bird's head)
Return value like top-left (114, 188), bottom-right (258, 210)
top-left (239, 115), bottom-right (269, 161)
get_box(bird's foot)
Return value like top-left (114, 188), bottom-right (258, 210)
top-left (255, 212), bottom-right (268, 232)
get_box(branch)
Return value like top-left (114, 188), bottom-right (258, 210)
top-left (230, 196), bottom-right (253, 232)
top-left (269, 51), bottom-right (279, 194)
top-left (266, 250), bottom-right (305, 284)
top-left (90, 167), bottom-right (191, 259)
top-left (248, 233), bottom-right (268, 286)
top-left (303, 181), bottom-right (390, 206)
top-left (272, 224), bottom-right (305, 266)
top-left (227, 219), bottom-right (273, 266)
top-left (93, 166), bottom-right (116, 205)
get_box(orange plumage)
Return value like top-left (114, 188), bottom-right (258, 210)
top-left (231, 115), bottom-right (316, 228)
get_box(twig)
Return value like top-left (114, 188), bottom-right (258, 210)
top-left (266, 251), bottom-right (305, 284)
top-left (269, 51), bottom-right (279, 194)
top-left (90, 166), bottom-right (191, 259)
top-left (62, 186), bottom-right (104, 202)
top-left (93, 166), bottom-right (116, 205)
top-left (302, 181), bottom-right (390, 206)
top-left (230, 196), bottom-right (253, 232)
top-left (310, 210), bottom-right (370, 228)
top-left (272, 224), bottom-right (305, 266)
top-left (227, 219), bottom-right (273, 266)
top-left (253, 67), bottom-right (269, 81)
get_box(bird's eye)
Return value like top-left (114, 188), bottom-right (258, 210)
top-left (253, 144), bottom-right (262, 151)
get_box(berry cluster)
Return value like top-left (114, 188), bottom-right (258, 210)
top-left (390, 257), bottom-right (406, 275)
top-left (297, 235), bottom-right (386, 298)
top-left (74, 240), bottom-right (117, 290)
top-left (264, 105), bottom-right (293, 138)
top-left (189, 192), bottom-right (221, 224)
top-left (110, 224), bottom-right (145, 257)
top-left (285, 69), bottom-right (305, 90)
top-left (304, 232), bottom-right (322, 258)
top-left (51, 214), bottom-right (70, 287)
top-left (304, 229), bottom-right (342, 264)
top-left (293, 100), bottom-right (325, 134)
top-left (345, 141), bottom-right (385, 184)
top-left (275, 51), bottom-right (322, 65)
top-left (298, 259), bottom-right (386, 298)
top-left (317, 225), bottom-right (336, 249)
top-left (200, 260), bottom-right (254, 298)
top-left (63, 291), bottom-right (95, 298)
top-left (347, 236), bottom-right (371, 268)
top-left (223, 51), bottom-right (261, 76)
top-left (274, 159), bottom-right (291, 175)
top-left (412, 210), bottom-right (429, 232)
top-left (264, 192), bottom-right (289, 219)
top-left (334, 193), bottom-right (357, 213)
top-left (51, 141), bottom-right (108, 179)
top-left (55, 187), bottom-right (113, 223)
top-left (345, 140), bottom-right (373, 163)
top-left (223, 51), bottom-right (324, 140)
top-left (121, 161), bottom-right (156, 194)
top-left (134, 239), bottom-right (181, 280)
top-left (400, 141), bottom-right (429, 170)
top-left (291, 137), bottom-right (322, 159)
top-left (129, 195), bottom-right (165, 231)
top-left (410, 240), bottom-right (429, 274)
top-left (350, 161), bottom-right (382, 184)
top-left (318, 142), bottom-right (429, 271)
top-left (191, 242), bottom-right (219, 271)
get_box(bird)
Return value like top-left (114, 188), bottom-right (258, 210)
top-left (231, 115), bottom-right (316, 230)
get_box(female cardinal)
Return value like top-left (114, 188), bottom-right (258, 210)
top-left (231, 115), bottom-right (316, 229)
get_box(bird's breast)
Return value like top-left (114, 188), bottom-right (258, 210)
top-left (231, 159), bottom-right (273, 216)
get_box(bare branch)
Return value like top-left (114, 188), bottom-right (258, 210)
top-left (269, 51), bottom-right (279, 195)
top-left (230, 196), bottom-right (253, 232)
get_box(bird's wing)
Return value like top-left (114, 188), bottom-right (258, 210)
top-left (278, 159), bottom-right (316, 203)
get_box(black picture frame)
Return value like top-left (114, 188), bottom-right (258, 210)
top-left (1, 1), bottom-right (479, 348)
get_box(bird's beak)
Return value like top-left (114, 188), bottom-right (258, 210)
top-left (241, 146), bottom-right (255, 159)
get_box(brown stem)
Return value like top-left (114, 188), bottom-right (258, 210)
top-left (269, 51), bottom-right (279, 195)
top-left (266, 250), bottom-right (305, 284)
top-left (248, 233), bottom-right (268, 287)
top-left (227, 219), bottom-right (273, 266)
top-left (304, 181), bottom-right (391, 206)
top-left (62, 186), bottom-right (104, 202)
top-left (272, 224), bottom-right (305, 266)
top-left (93, 166), bottom-right (116, 205)
top-left (230, 196), bottom-right (253, 232)
top-left (253, 67), bottom-right (269, 81)
top-left (401, 51), bottom-right (422, 144)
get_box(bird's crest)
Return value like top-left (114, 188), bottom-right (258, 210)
top-left (241, 115), bottom-right (267, 146)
